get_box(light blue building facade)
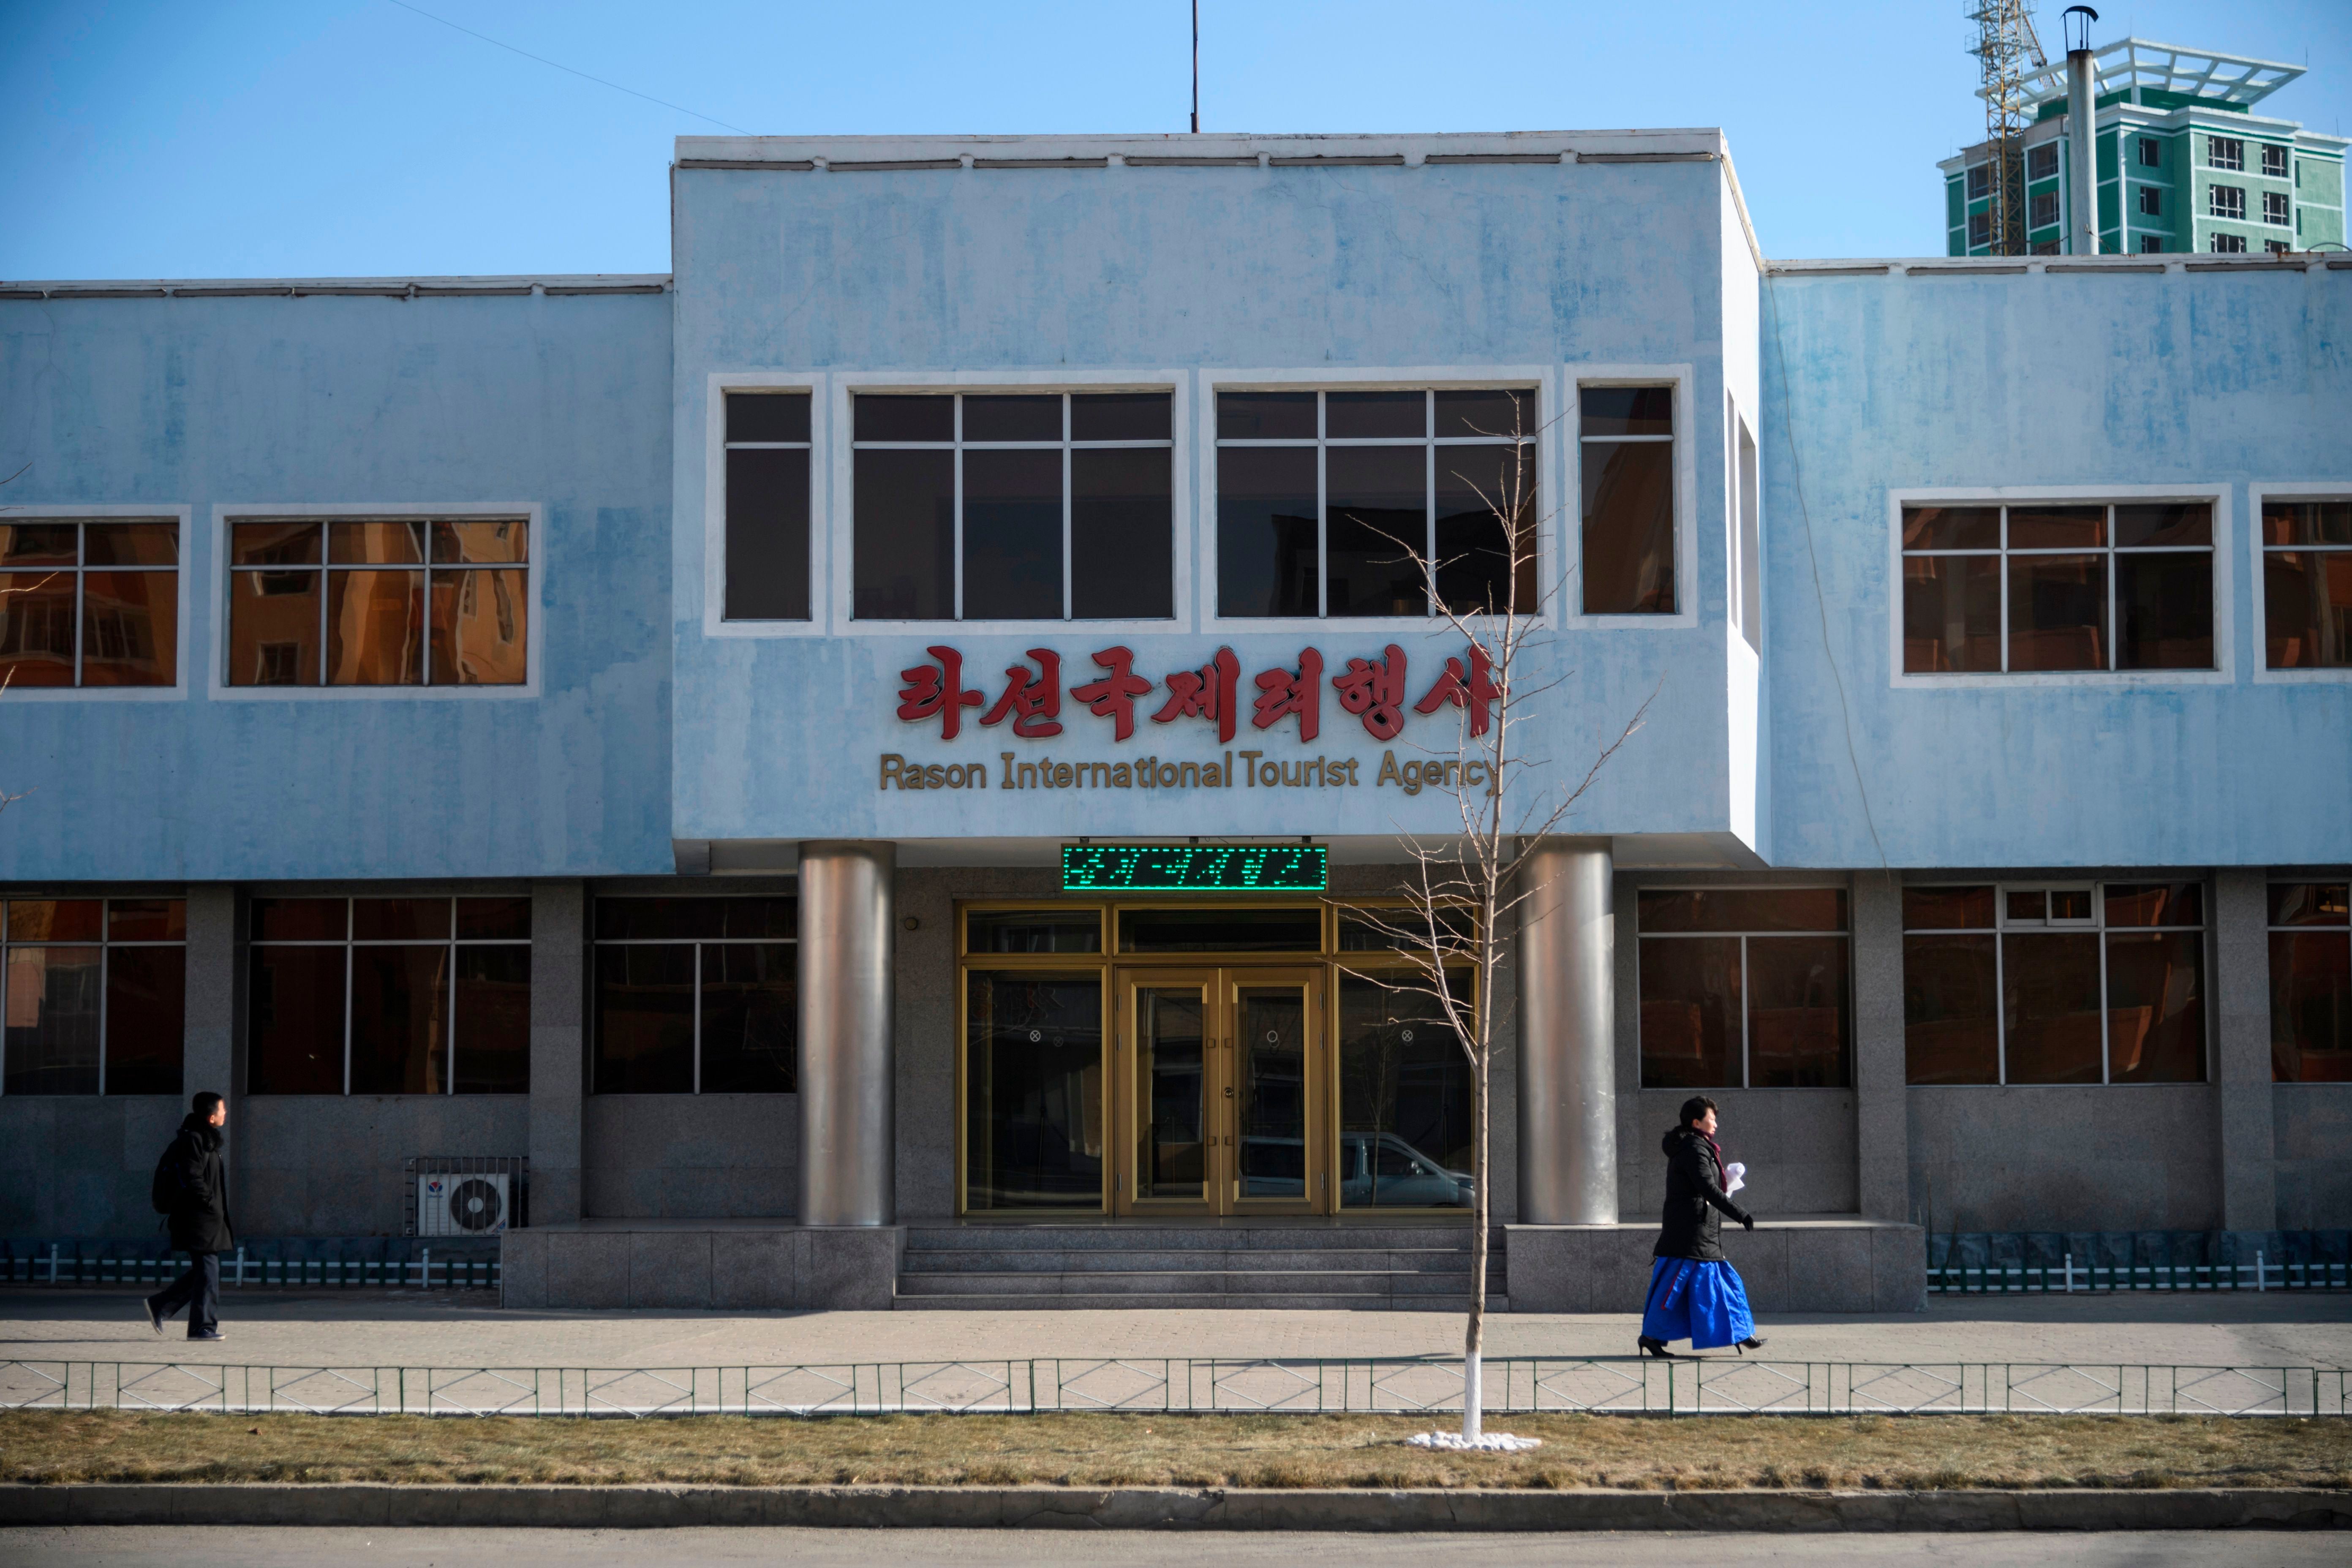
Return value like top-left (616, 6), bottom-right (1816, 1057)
top-left (2, 131), bottom-right (2344, 1310)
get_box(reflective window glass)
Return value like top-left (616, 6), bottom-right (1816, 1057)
top-left (1337, 974), bottom-right (1473, 1208)
top-left (967, 911), bottom-right (1102, 954)
top-left (964, 972), bottom-right (1103, 1210)
top-left (0, 520), bottom-right (180, 688)
top-left (1117, 908), bottom-right (1322, 953)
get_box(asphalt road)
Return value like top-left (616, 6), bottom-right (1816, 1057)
top-left (3, 1528), bottom-right (2348, 1567)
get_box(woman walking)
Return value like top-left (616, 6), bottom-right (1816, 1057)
top-left (1639, 1095), bottom-right (1766, 1358)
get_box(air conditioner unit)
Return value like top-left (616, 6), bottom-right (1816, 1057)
top-left (416, 1171), bottom-right (510, 1236)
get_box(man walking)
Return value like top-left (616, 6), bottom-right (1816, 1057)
top-left (144, 1091), bottom-right (232, 1342)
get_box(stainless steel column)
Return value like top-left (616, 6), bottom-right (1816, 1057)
top-left (798, 841), bottom-right (896, 1225)
top-left (1516, 838), bottom-right (1616, 1224)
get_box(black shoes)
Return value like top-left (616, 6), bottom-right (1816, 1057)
top-left (188, 1329), bottom-right (224, 1342)
top-left (1735, 1336), bottom-right (1767, 1354)
top-left (142, 1298), bottom-right (165, 1337)
top-left (1637, 1336), bottom-right (1674, 1358)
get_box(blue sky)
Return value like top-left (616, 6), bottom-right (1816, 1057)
top-left (3, 0), bottom-right (2347, 278)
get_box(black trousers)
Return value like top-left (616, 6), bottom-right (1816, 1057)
top-left (149, 1250), bottom-right (220, 1336)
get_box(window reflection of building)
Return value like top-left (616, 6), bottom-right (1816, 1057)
top-left (0, 898), bottom-right (187, 1095)
top-left (965, 972), bottom-right (1103, 1210)
top-left (0, 521), bottom-right (177, 688)
top-left (2269, 882), bottom-right (2350, 1082)
top-left (1637, 889), bottom-right (1852, 1089)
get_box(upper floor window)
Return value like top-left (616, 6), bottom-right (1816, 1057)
top-left (1, 898), bottom-right (185, 1096)
top-left (853, 392), bottom-right (1173, 621)
top-left (0, 521), bottom-right (177, 688)
top-left (2208, 136), bottom-right (2243, 172)
top-left (2138, 185), bottom-right (2162, 217)
top-left (2270, 883), bottom-right (2350, 1082)
top-left (1967, 210), bottom-right (1992, 248)
top-left (2210, 185), bottom-right (2246, 220)
top-left (1965, 163), bottom-right (1991, 199)
top-left (1636, 888), bottom-right (1851, 1089)
top-left (2263, 191), bottom-right (2291, 226)
top-left (1215, 388), bottom-right (1535, 618)
top-left (2031, 190), bottom-right (2059, 229)
top-left (724, 391), bottom-right (811, 620)
top-left (1729, 407), bottom-right (1761, 654)
top-left (2140, 235), bottom-right (2165, 253)
top-left (592, 897), bottom-right (796, 1093)
top-left (1905, 882), bottom-right (2205, 1085)
top-left (2027, 144), bottom-right (2058, 182)
top-left (1581, 387), bottom-right (1676, 614)
top-left (2137, 136), bottom-right (2163, 169)
top-left (2262, 500), bottom-right (2351, 669)
top-left (228, 519), bottom-right (527, 686)
top-left (1900, 502), bottom-right (2213, 675)
top-left (2210, 232), bottom-right (2248, 254)
top-left (248, 896), bottom-right (531, 1094)
top-left (2262, 144), bottom-right (2289, 178)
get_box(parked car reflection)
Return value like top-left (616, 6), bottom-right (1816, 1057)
top-left (1234, 1133), bottom-right (1473, 1206)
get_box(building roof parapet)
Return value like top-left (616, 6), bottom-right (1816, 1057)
top-left (1768, 254), bottom-right (2345, 277)
top-left (0, 274), bottom-right (671, 301)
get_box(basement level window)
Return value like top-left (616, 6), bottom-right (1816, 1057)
top-left (1636, 889), bottom-right (1851, 1090)
top-left (1900, 501), bottom-right (2216, 675)
top-left (854, 391), bottom-right (1175, 621)
top-left (2269, 883), bottom-right (2352, 1082)
top-left (2208, 136), bottom-right (2244, 172)
top-left (1904, 883), bottom-right (2206, 1086)
top-left (2262, 144), bottom-right (2289, 178)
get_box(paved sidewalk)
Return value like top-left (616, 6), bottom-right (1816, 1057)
top-left (4, 1288), bottom-right (2347, 1369)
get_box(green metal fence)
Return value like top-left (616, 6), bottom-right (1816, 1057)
top-left (2, 1358), bottom-right (2344, 1418)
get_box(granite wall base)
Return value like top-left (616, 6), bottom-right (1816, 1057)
top-left (501, 1224), bottom-right (902, 1310)
top-left (1503, 1221), bottom-right (1925, 1314)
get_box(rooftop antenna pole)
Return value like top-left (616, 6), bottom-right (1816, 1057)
top-left (1191, 0), bottom-right (1200, 133)
top-left (1966, 0), bottom-right (2048, 256)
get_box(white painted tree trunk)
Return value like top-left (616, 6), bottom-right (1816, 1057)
top-left (1462, 1347), bottom-right (1483, 1438)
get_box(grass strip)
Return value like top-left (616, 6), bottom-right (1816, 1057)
top-left (5, 1410), bottom-right (2349, 1492)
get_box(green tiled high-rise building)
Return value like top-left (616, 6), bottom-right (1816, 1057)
top-left (1941, 37), bottom-right (2346, 256)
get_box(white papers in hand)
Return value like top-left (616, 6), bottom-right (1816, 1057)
top-left (1724, 1161), bottom-right (1746, 1196)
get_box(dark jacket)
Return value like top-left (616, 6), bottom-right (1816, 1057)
top-left (162, 1115), bottom-right (234, 1255)
top-left (1654, 1124), bottom-right (1750, 1262)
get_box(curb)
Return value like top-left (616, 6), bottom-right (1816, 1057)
top-left (3, 1485), bottom-right (2348, 1531)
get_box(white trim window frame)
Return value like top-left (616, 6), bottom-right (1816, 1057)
top-left (0, 505), bottom-right (192, 702)
top-left (1200, 364), bottom-right (1558, 632)
top-left (828, 369), bottom-right (1192, 637)
top-left (2210, 184), bottom-right (2246, 220)
top-left (210, 503), bottom-right (543, 701)
top-left (1569, 366), bottom-right (1698, 631)
top-left (1902, 880), bottom-right (2209, 1087)
top-left (1632, 884), bottom-right (1854, 1091)
top-left (245, 893), bottom-right (532, 1096)
top-left (2208, 135), bottom-right (2245, 173)
top-left (1886, 485), bottom-right (2232, 689)
top-left (702, 371), bottom-right (825, 639)
top-left (2248, 484), bottom-right (2352, 683)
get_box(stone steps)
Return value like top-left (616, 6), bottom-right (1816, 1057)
top-left (894, 1223), bottom-right (1507, 1312)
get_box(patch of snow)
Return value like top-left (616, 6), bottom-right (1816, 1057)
top-left (1404, 1431), bottom-right (1543, 1452)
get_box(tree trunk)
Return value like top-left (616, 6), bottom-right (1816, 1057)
top-left (1463, 1050), bottom-right (1490, 1438)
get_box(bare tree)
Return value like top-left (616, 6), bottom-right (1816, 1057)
top-left (1335, 406), bottom-right (1651, 1444)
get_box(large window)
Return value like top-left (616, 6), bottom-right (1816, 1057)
top-left (1337, 972), bottom-right (1473, 1208)
top-left (2262, 145), bottom-right (2289, 178)
top-left (1903, 883), bottom-right (2205, 1086)
top-left (1215, 388), bottom-right (1535, 619)
top-left (1581, 387), bottom-right (1676, 615)
top-left (0, 521), bottom-right (177, 688)
top-left (1900, 502), bottom-right (2213, 674)
top-left (852, 392), bottom-right (1173, 621)
top-left (723, 392), bottom-right (811, 621)
top-left (1, 898), bottom-right (185, 1095)
top-left (228, 519), bottom-right (528, 687)
top-left (1637, 889), bottom-right (1850, 1089)
top-left (249, 896), bottom-right (530, 1094)
top-left (592, 897), bottom-right (796, 1093)
top-left (2210, 185), bottom-right (2246, 220)
top-left (2263, 500), bottom-right (2352, 668)
top-left (2028, 144), bottom-right (2058, 182)
top-left (964, 970), bottom-right (1103, 1211)
top-left (2270, 883), bottom-right (2349, 1083)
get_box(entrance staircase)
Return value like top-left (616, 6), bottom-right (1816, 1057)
top-left (894, 1224), bottom-right (1508, 1311)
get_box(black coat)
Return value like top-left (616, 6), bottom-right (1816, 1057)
top-left (1653, 1125), bottom-right (1750, 1262)
top-left (162, 1115), bottom-right (234, 1255)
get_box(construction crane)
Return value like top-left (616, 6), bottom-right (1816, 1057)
top-left (1966, 0), bottom-right (2048, 255)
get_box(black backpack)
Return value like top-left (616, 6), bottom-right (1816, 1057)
top-left (150, 1141), bottom-right (181, 1215)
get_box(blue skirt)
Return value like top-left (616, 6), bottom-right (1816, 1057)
top-left (1641, 1257), bottom-right (1756, 1350)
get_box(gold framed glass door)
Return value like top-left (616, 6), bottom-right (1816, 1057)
top-left (1112, 965), bottom-right (1325, 1216)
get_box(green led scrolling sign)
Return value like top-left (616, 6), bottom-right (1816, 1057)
top-left (1062, 843), bottom-right (1328, 893)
